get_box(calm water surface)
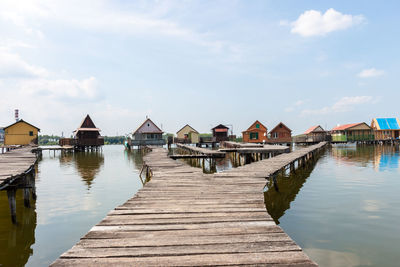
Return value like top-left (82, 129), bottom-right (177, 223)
top-left (0, 145), bottom-right (144, 267)
top-left (264, 145), bottom-right (400, 267)
top-left (1, 144), bottom-right (399, 266)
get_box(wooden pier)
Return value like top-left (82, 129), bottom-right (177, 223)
top-left (0, 146), bottom-right (38, 223)
top-left (175, 143), bottom-right (225, 158)
top-left (52, 142), bottom-right (327, 266)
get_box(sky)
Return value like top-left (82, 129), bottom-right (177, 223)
top-left (0, 0), bottom-right (398, 136)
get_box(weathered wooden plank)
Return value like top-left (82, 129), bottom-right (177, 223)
top-left (52, 251), bottom-right (316, 266)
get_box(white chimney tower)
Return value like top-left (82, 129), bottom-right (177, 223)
top-left (15, 109), bottom-right (19, 122)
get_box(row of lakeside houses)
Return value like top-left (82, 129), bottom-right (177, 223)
top-left (301, 118), bottom-right (400, 143)
top-left (1, 115), bottom-right (400, 147)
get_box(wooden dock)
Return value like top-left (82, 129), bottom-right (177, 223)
top-left (175, 143), bottom-right (226, 158)
top-left (0, 146), bottom-right (38, 223)
top-left (52, 143), bottom-right (327, 266)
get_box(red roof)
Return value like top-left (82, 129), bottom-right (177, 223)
top-left (304, 125), bottom-right (323, 134)
top-left (214, 128), bottom-right (228, 133)
top-left (332, 123), bottom-right (362, 131)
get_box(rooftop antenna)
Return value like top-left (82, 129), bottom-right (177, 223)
top-left (15, 109), bottom-right (19, 122)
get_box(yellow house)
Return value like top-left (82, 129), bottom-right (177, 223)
top-left (4, 120), bottom-right (40, 145)
top-left (176, 124), bottom-right (199, 144)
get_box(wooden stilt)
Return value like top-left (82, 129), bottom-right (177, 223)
top-left (7, 188), bottom-right (17, 224)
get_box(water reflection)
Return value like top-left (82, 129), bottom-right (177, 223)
top-left (264, 154), bottom-right (320, 224)
top-left (331, 145), bottom-right (400, 171)
top-left (59, 152), bottom-right (104, 189)
top-left (0, 190), bottom-right (36, 267)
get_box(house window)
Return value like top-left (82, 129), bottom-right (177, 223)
top-left (273, 132), bottom-right (278, 139)
top-left (29, 131), bottom-right (33, 136)
top-left (256, 124), bottom-right (260, 129)
top-left (250, 132), bottom-right (258, 140)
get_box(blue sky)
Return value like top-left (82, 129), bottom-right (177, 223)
top-left (0, 0), bottom-right (398, 136)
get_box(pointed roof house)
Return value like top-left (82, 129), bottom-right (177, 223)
top-left (304, 125), bottom-right (325, 135)
top-left (269, 122), bottom-right (292, 143)
top-left (242, 120), bottom-right (268, 143)
top-left (133, 118), bottom-right (163, 134)
top-left (73, 115), bottom-right (103, 147)
top-left (131, 118), bottom-right (165, 146)
top-left (74, 115), bottom-right (100, 136)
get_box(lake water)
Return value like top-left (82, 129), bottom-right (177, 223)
top-left (0, 145), bottom-right (144, 267)
top-left (0, 144), bottom-right (399, 266)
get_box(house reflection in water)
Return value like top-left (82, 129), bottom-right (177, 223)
top-left (59, 152), bottom-right (104, 189)
top-left (264, 155), bottom-right (319, 225)
top-left (0, 190), bottom-right (37, 267)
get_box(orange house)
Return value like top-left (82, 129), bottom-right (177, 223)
top-left (242, 120), bottom-right (268, 143)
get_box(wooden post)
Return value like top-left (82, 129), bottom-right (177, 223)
top-left (23, 187), bottom-right (31, 208)
top-left (7, 188), bottom-right (17, 224)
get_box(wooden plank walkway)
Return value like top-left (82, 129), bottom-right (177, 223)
top-left (176, 143), bottom-right (225, 158)
top-left (0, 146), bottom-right (37, 190)
top-left (52, 143), bottom-right (327, 266)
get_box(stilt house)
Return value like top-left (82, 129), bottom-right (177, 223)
top-left (73, 115), bottom-right (104, 148)
top-left (268, 122), bottom-right (292, 144)
top-left (331, 123), bottom-right (374, 142)
top-left (131, 118), bottom-right (165, 146)
top-left (212, 124), bottom-right (229, 142)
top-left (176, 124), bottom-right (199, 144)
top-left (371, 118), bottom-right (400, 140)
top-left (242, 120), bottom-right (268, 143)
top-left (304, 125), bottom-right (327, 142)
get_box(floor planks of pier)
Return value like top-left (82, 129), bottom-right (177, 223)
top-left (0, 146), bottom-right (37, 190)
top-left (51, 143), bottom-right (327, 266)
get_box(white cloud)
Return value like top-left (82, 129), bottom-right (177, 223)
top-left (0, 0), bottom-right (233, 53)
top-left (301, 96), bottom-right (373, 115)
top-left (20, 77), bottom-right (99, 100)
top-left (291, 8), bottom-right (364, 37)
top-left (358, 68), bottom-right (384, 78)
top-left (0, 48), bottom-right (48, 78)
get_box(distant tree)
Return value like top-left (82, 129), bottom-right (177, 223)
top-left (103, 136), bottom-right (125, 145)
top-left (39, 135), bottom-right (61, 145)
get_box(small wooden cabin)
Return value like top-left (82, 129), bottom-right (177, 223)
top-left (176, 124), bottom-right (199, 144)
top-left (72, 115), bottom-right (104, 148)
top-left (331, 123), bottom-right (374, 142)
top-left (371, 118), bottom-right (400, 140)
top-left (268, 122), bottom-right (292, 144)
top-left (131, 118), bottom-right (166, 146)
top-left (4, 120), bottom-right (40, 145)
top-left (211, 124), bottom-right (229, 142)
top-left (242, 120), bottom-right (268, 143)
top-left (304, 125), bottom-right (327, 142)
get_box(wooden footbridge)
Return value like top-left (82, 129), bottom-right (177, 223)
top-left (52, 142), bottom-right (326, 266)
top-left (0, 146), bottom-right (38, 223)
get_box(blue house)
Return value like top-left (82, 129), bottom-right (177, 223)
top-left (371, 118), bottom-right (400, 140)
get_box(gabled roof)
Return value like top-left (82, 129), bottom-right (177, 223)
top-left (4, 119), bottom-right (40, 131)
top-left (133, 118), bottom-right (163, 134)
top-left (211, 124), bottom-right (229, 130)
top-left (243, 120), bottom-right (267, 132)
top-left (332, 122), bottom-right (370, 131)
top-left (75, 115), bottom-right (100, 133)
top-left (304, 125), bottom-right (325, 134)
top-left (176, 124), bottom-right (199, 134)
top-left (270, 122), bottom-right (292, 133)
top-left (372, 118), bottom-right (400, 130)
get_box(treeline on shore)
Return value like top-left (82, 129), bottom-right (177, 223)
top-left (38, 135), bottom-right (126, 145)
